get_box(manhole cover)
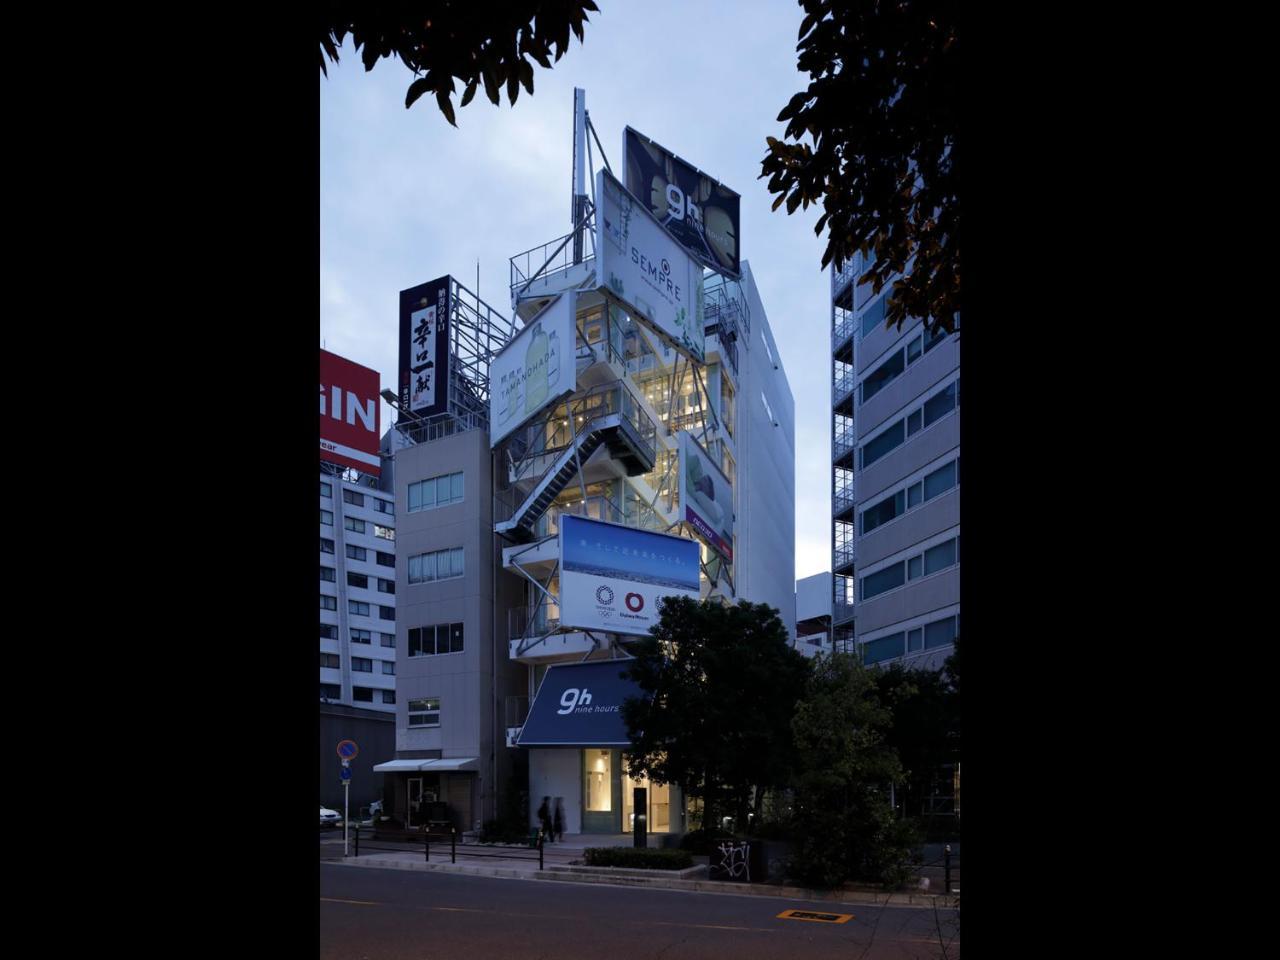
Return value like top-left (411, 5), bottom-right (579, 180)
top-left (776, 910), bottom-right (853, 924)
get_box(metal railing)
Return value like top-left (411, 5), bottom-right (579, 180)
top-left (510, 227), bottom-right (595, 300)
top-left (347, 823), bottom-right (547, 870)
top-left (833, 305), bottom-right (856, 348)
top-left (833, 368), bottom-right (856, 406)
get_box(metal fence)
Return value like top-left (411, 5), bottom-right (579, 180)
top-left (343, 824), bottom-right (548, 869)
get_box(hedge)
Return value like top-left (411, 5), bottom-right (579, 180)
top-left (583, 847), bottom-right (694, 870)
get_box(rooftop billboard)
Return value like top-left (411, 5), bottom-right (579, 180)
top-left (398, 276), bottom-right (451, 419)
top-left (489, 292), bottom-right (577, 448)
top-left (319, 349), bottom-right (381, 476)
top-left (624, 126), bottom-right (741, 279)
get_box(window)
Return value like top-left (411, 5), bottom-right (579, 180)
top-left (408, 471), bottom-right (464, 512)
top-left (409, 547), bottom-right (464, 583)
top-left (862, 632), bottom-right (905, 665)
top-left (353, 687), bottom-right (374, 703)
top-left (352, 657), bottom-right (372, 672)
top-left (319, 566), bottom-right (336, 582)
top-left (861, 420), bottom-right (904, 469)
top-left (347, 572), bottom-right (368, 589)
top-left (922, 460), bottom-right (958, 500)
top-left (320, 653), bottom-right (340, 669)
top-left (346, 545), bottom-right (367, 561)
top-left (860, 294), bottom-right (886, 338)
top-left (410, 622), bottom-right (463, 657)
top-left (907, 555), bottom-right (923, 579)
top-left (319, 623), bottom-right (337, 640)
top-left (376, 551), bottom-right (394, 568)
top-left (374, 524), bottom-right (395, 541)
top-left (585, 750), bottom-right (612, 811)
top-left (349, 600), bottom-right (370, 616)
top-left (320, 594), bottom-right (337, 610)
top-left (923, 539), bottom-right (957, 575)
top-left (375, 498), bottom-right (393, 514)
top-left (379, 605), bottom-right (395, 621)
top-left (350, 628), bottom-right (372, 644)
top-left (924, 615), bottom-right (958, 649)
top-left (320, 509), bottom-right (333, 525)
top-left (320, 537), bottom-right (335, 554)
top-left (380, 632), bottom-right (396, 648)
top-left (906, 409), bottom-right (922, 436)
top-left (861, 349), bottom-right (905, 404)
top-left (381, 690), bottom-right (396, 704)
top-left (408, 697), bottom-right (441, 727)
top-left (320, 683), bottom-right (340, 700)
top-left (861, 490), bottom-right (906, 535)
top-left (923, 323), bottom-right (948, 354)
top-left (907, 628), bottom-right (923, 652)
top-left (861, 562), bottom-right (905, 600)
top-left (320, 481), bottom-right (332, 499)
top-left (377, 578), bottom-right (395, 594)
top-left (923, 381), bottom-right (958, 428)
top-left (890, 536), bottom-right (960, 585)
top-left (381, 660), bottom-right (395, 676)
top-left (343, 490), bottom-right (364, 507)
top-left (761, 330), bottom-right (775, 366)
top-left (906, 335), bottom-right (922, 364)
top-left (344, 517), bottom-right (366, 534)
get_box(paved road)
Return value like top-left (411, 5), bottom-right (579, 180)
top-left (320, 863), bottom-right (960, 959)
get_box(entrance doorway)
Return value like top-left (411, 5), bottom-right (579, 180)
top-left (621, 759), bottom-right (671, 833)
top-left (405, 776), bottom-right (439, 829)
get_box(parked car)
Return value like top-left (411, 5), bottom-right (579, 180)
top-left (320, 805), bottom-right (341, 827)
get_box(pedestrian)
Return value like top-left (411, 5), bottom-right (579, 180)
top-left (553, 798), bottom-right (565, 842)
top-left (537, 796), bottom-right (552, 842)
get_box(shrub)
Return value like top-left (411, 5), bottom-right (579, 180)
top-left (478, 818), bottom-right (530, 844)
top-left (583, 847), bottom-right (694, 870)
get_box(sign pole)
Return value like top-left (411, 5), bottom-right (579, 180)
top-left (344, 778), bottom-right (350, 857)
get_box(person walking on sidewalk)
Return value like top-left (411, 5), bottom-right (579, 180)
top-left (553, 798), bottom-right (565, 842)
top-left (537, 796), bottom-right (552, 843)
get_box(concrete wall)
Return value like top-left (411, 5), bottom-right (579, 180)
top-left (529, 748), bottom-right (582, 833)
top-left (319, 703), bottom-right (396, 813)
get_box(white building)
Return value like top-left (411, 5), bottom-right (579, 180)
top-left (320, 451), bottom-right (398, 713)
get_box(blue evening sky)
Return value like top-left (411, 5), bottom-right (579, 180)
top-left (320, 0), bottom-right (833, 579)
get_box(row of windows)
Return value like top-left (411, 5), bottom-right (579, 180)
top-left (320, 482), bottom-right (392, 515)
top-left (318, 566), bottom-right (395, 593)
top-left (321, 683), bottom-right (396, 705)
top-left (323, 541), bottom-right (393, 566)
top-left (318, 623), bottom-right (395, 646)
top-left (861, 325), bottom-right (949, 404)
top-left (861, 614), bottom-right (960, 665)
top-left (409, 697), bottom-right (441, 727)
top-left (860, 535), bottom-right (960, 601)
top-left (409, 472), bottom-right (464, 513)
top-left (860, 458), bottom-right (960, 535)
top-left (345, 599), bottom-right (395, 620)
top-left (349, 657), bottom-right (396, 675)
top-left (860, 378), bottom-right (960, 470)
top-left (408, 547), bottom-right (464, 584)
top-left (409, 622), bottom-right (464, 658)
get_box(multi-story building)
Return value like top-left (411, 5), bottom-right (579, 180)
top-left (831, 252), bottom-right (960, 669)
top-left (319, 454), bottom-right (399, 713)
top-left (793, 571), bottom-right (834, 658)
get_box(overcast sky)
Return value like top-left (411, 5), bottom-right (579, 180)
top-left (320, 0), bottom-right (833, 581)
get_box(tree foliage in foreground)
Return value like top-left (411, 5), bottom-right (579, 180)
top-left (319, 2), bottom-right (599, 124)
top-left (620, 596), bottom-right (811, 831)
top-left (761, 0), bottom-right (959, 334)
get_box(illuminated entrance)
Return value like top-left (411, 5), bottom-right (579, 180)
top-left (622, 757), bottom-right (671, 833)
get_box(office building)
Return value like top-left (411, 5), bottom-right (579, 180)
top-left (831, 253), bottom-right (960, 669)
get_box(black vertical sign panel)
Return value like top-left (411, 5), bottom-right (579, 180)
top-left (399, 276), bottom-right (451, 419)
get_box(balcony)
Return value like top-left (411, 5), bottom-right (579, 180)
top-left (832, 260), bottom-right (857, 300)
top-left (833, 306), bottom-right (856, 357)
top-left (833, 368), bottom-right (856, 408)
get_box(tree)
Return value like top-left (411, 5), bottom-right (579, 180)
top-left (620, 596), bottom-right (811, 833)
top-left (790, 651), bottom-right (919, 887)
top-left (875, 658), bottom-right (957, 827)
top-left (319, 2), bottom-right (599, 125)
top-left (760, 0), bottom-right (959, 334)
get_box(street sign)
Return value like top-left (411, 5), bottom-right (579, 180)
top-left (340, 767), bottom-right (351, 781)
top-left (337, 739), bottom-right (359, 760)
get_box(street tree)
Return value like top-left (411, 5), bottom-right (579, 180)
top-left (760, 0), bottom-right (959, 334)
top-left (319, 2), bottom-right (599, 124)
top-left (620, 596), bottom-right (811, 832)
top-left (790, 650), bottom-right (918, 887)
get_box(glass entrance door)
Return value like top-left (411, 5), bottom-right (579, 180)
top-left (406, 777), bottom-right (422, 828)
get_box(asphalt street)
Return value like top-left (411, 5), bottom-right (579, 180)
top-left (320, 862), bottom-right (960, 960)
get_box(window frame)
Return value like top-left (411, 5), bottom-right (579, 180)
top-left (408, 697), bottom-right (441, 727)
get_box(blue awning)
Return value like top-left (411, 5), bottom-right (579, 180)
top-left (516, 658), bottom-right (647, 747)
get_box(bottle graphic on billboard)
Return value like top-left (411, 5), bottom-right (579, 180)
top-left (547, 328), bottom-right (560, 389)
top-left (524, 322), bottom-right (549, 416)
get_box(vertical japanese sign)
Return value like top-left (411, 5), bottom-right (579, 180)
top-left (399, 276), bottom-right (451, 419)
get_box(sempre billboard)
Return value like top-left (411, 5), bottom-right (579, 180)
top-left (319, 349), bottom-right (381, 476)
top-left (559, 514), bottom-right (701, 637)
top-left (596, 169), bottom-right (705, 363)
top-left (489, 292), bottom-right (577, 448)
top-left (399, 276), bottom-right (451, 419)
top-left (679, 431), bottom-right (733, 562)
top-left (624, 126), bottom-right (741, 279)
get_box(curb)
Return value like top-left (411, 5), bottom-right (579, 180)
top-left (326, 856), bottom-right (954, 907)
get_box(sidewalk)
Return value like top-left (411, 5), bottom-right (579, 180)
top-left (323, 832), bottom-right (956, 907)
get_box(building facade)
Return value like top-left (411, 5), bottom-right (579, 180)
top-left (319, 453), bottom-right (398, 713)
top-left (831, 253), bottom-right (960, 669)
